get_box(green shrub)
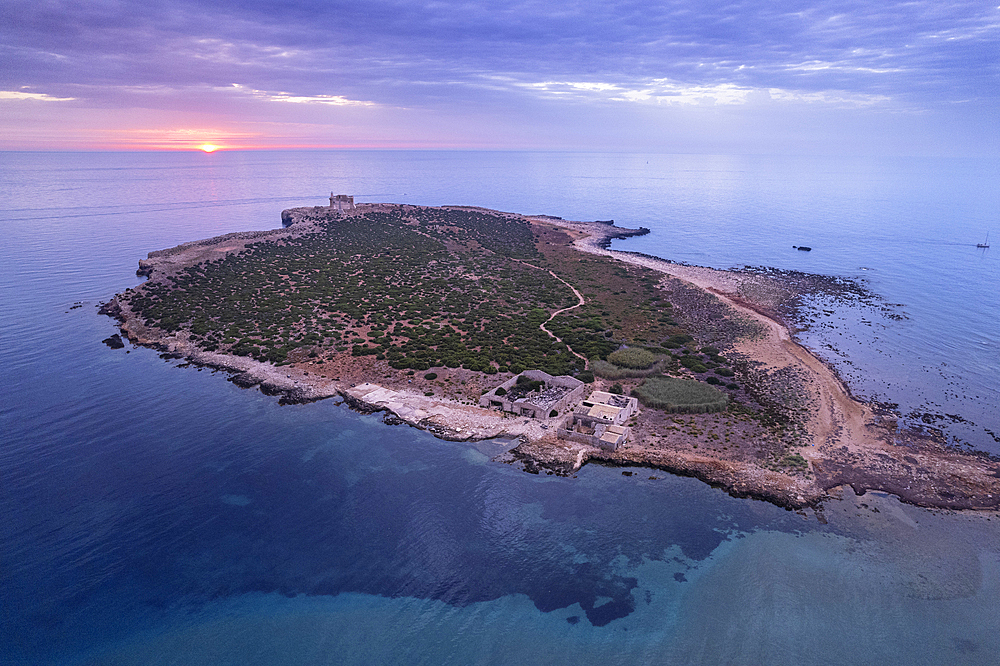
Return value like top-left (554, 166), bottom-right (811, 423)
top-left (495, 387), bottom-right (507, 396)
top-left (549, 409), bottom-right (559, 418)
top-left (609, 383), bottom-right (624, 395)
top-left (607, 347), bottom-right (658, 369)
top-left (424, 372), bottom-right (438, 380)
top-left (783, 453), bottom-right (809, 470)
top-left (577, 370), bottom-right (595, 383)
top-left (715, 367), bottom-right (735, 377)
top-left (706, 376), bottom-right (721, 385)
top-left (632, 377), bottom-right (728, 413)
top-left (591, 359), bottom-right (666, 379)
top-left (679, 356), bottom-right (708, 373)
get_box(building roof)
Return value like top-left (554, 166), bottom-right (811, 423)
top-left (589, 391), bottom-right (635, 409)
top-left (600, 431), bottom-right (623, 445)
top-left (587, 404), bottom-right (621, 421)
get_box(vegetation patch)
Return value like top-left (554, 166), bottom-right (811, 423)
top-left (632, 377), bottom-right (729, 413)
top-left (123, 206), bottom-right (586, 375)
top-left (120, 205), bottom-right (752, 397)
top-left (591, 359), bottom-right (668, 379)
top-left (607, 347), bottom-right (658, 369)
top-left (782, 453), bottom-right (809, 470)
top-left (678, 355), bottom-right (708, 373)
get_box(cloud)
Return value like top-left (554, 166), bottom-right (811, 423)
top-left (229, 85), bottom-right (377, 107)
top-left (0, 90), bottom-right (75, 101)
top-left (512, 78), bottom-right (892, 108)
top-left (1, 0), bottom-right (997, 151)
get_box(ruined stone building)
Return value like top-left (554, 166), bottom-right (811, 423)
top-left (558, 390), bottom-right (639, 451)
top-left (479, 370), bottom-right (585, 419)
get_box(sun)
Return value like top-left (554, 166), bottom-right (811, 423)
top-left (197, 143), bottom-right (220, 153)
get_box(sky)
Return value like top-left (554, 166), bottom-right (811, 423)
top-left (2, 0), bottom-right (998, 154)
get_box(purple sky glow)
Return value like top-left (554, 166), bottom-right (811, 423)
top-left (2, 0), bottom-right (998, 153)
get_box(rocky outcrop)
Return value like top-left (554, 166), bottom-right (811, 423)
top-left (101, 333), bottom-right (125, 349)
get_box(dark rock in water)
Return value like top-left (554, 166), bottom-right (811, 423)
top-left (259, 382), bottom-right (283, 397)
top-left (566, 615), bottom-right (580, 625)
top-left (281, 209), bottom-right (293, 226)
top-left (278, 388), bottom-right (314, 405)
top-left (229, 372), bottom-right (261, 388)
top-left (793, 246), bottom-right (812, 251)
top-left (97, 299), bottom-right (122, 318)
top-left (159, 352), bottom-right (183, 360)
top-left (102, 333), bottom-right (125, 349)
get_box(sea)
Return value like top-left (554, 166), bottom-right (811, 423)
top-left (2, 150), bottom-right (999, 665)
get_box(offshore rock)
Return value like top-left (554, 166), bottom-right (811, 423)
top-left (98, 299), bottom-right (122, 318)
top-left (102, 333), bottom-right (125, 349)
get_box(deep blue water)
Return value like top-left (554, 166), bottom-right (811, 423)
top-left (2, 150), bottom-right (1000, 665)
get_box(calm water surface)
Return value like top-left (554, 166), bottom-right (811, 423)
top-left (2, 151), bottom-right (999, 665)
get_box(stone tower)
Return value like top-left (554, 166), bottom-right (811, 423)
top-left (330, 194), bottom-right (355, 211)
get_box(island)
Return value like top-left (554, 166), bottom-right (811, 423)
top-left (100, 200), bottom-right (1000, 511)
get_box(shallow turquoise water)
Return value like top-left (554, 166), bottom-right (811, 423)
top-left (2, 150), bottom-right (999, 665)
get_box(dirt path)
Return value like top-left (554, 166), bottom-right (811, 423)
top-left (515, 260), bottom-right (590, 367)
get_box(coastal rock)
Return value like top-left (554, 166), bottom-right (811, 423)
top-left (97, 299), bottom-right (122, 318)
top-left (338, 391), bottom-right (385, 414)
top-left (102, 333), bottom-right (125, 349)
top-left (259, 382), bottom-right (284, 397)
top-left (278, 387), bottom-right (319, 405)
top-left (594, 225), bottom-right (651, 250)
top-left (229, 372), bottom-right (261, 389)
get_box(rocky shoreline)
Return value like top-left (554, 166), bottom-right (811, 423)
top-left (101, 204), bottom-right (1000, 512)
